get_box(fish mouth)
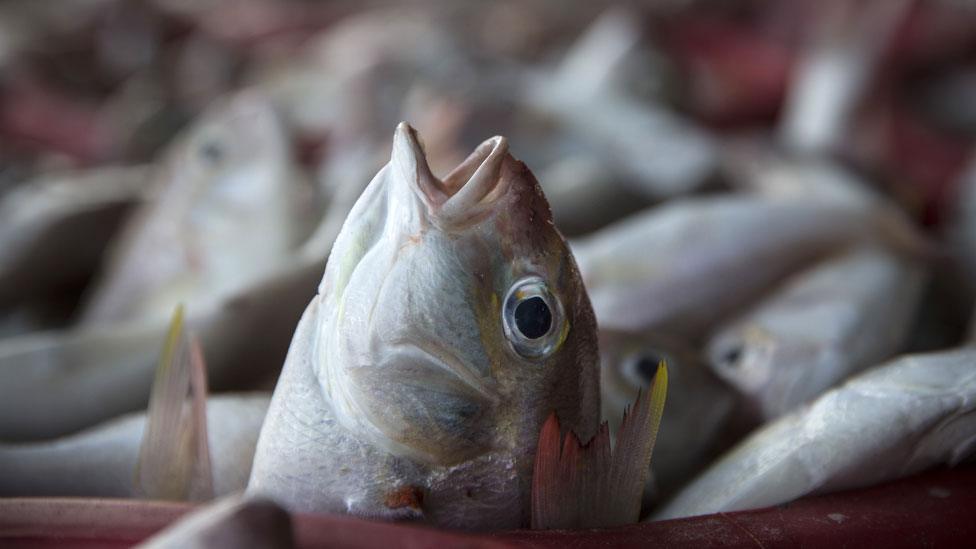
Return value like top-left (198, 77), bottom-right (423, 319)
top-left (392, 122), bottom-right (509, 225)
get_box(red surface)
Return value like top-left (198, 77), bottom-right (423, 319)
top-left (1, 466), bottom-right (974, 548)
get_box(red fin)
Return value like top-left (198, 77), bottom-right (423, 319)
top-left (531, 362), bottom-right (669, 529)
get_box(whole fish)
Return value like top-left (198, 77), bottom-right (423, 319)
top-left (654, 347), bottom-right (976, 520)
top-left (247, 123), bottom-right (601, 531)
top-left (80, 92), bottom-right (306, 326)
top-left (572, 194), bottom-right (918, 340)
top-left (707, 246), bottom-right (926, 420)
top-left (599, 330), bottom-right (739, 500)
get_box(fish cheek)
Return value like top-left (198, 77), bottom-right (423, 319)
top-left (349, 359), bottom-right (493, 466)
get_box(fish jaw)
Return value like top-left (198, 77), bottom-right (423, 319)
top-left (249, 123), bottom-right (600, 530)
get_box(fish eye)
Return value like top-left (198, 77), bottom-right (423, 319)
top-left (624, 351), bottom-right (669, 387)
top-left (502, 276), bottom-right (565, 359)
top-left (714, 343), bottom-right (743, 370)
top-left (199, 140), bottom-right (224, 164)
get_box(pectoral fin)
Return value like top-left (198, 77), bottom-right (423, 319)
top-left (135, 305), bottom-right (214, 501)
top-left (531, 361), bottom-right (668, 529)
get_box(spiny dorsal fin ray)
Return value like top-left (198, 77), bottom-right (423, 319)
top-left (531, 361), bottom-right (668, 529)
top-left (135, 304), bottom-right (214, 501)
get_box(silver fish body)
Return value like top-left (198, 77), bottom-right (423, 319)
top-left (708, 247), bottom-right (927, 420)
top-left (0, 394), bottom-right (268, 498)
top-left (0, 256), bottom-right (322, 441)
top-left (654, 347), bottom-right (976, 520)
top-left (0, 165), bottom-right (149, 313)
top-left (247, 124), bottom-right (600, 530)
top-left (572, 195), bottom-right (900, 340)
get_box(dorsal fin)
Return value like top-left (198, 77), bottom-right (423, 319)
top-left (531, 362), bottom-right (668, 528)
top-left (135, 304), bottom-right (214, 501)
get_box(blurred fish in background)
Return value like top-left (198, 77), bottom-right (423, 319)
top-left (1, 0), bottom-right (976, 536)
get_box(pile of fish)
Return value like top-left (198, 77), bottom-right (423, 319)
top-left (2, 0), bottom-right (976, 541)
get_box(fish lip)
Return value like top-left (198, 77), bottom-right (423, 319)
top-left (391, 122), bottom-right (511, 228)
top-left (392, 122), bottom-right (450, 212)
top-left (437, 135), bottom-right (510, 226)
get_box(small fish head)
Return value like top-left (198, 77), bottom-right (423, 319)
top-left (320, 123), bottom-right (600, 490)
top-left (173, 93), bottom-right (291, 204)
top-left (707, 322), bottom-right (825, 419)
top-left (599, 331), bottom-right (684, 430)
top-left (164, 93), bottom-right (297, 272)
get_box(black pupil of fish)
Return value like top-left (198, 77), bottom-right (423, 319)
top-left (201, 141), bottom-right (223, 163)
top-left (636, 355), bottom-right (660, 383)
top-left (723, 346), bottom-right (743, 366)
top-left (514, 296), bottom-right (551, 339)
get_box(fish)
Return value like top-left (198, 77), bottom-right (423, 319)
top-left (0, 165), bottom-right (149, 313)
top-left (599, 330), bottom-right (741, 500)
top-left (0, 252), bottom-right (319, 441)
top-left (79, 91), bottom-right (307, 326)
top-left (707, 246), bottom-right (927, 420)
top-left (0, 93), bottom-right (322, 441)
top-left (246, 123), bottom-right (601, 531)
top-left (571, 193), bottom-right (919, 341)
top-left (137, 495), bottom-right (294, 549)
top-left (777, 0), bottom-right (910, 154)
top-left (947, 153), bottom-right (976, 298)
top-left (525, 8), bottom-right (716, 202)
top-left (0, 307), bottom-right (268, 498)
top-left (653, 347), bottom-right (976, 520)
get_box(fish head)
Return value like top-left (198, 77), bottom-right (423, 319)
top-left (170, 92), bottom-right (292, 211)
top-left (600, 330), bottom-right (736, 460)
top-left (599, 331), bottom-right (687, 431)
top-left (163, 92), bottom-right (299, 277)
top-left (707, 321), bottom-right (827, 419)
top-left (317, 122), bottom-right (600, 470)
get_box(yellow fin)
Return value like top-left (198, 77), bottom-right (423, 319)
top-left (135, 304), bottom-right (214, 501)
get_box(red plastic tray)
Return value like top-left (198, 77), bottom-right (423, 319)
top-left (1, 466), bottom-right (973, 548)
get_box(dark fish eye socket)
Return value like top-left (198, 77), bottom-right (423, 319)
top-left (514, 296), bottom-right (552, 339)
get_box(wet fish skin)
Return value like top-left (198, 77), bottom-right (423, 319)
top-left (80, 92), bottom-right (303, 326)
top-left (708, 247), bottom-right (927, 420)
top-left (0, 165), bottom-right (149, 312)
top-left (653, 347), bottom-right (976, 520)
top-left (138, 495), bottom-right (294, 549)
top-left (0, 394), bottom-right (269, 498)
top-left (572, 194), bottom-right (906, 341)
top-left (599, 330), bottom-right (739, 500)
top-left (0, 256), bottom-right (322, 442)
top-left (247, 123), bottom-right (600, 531)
